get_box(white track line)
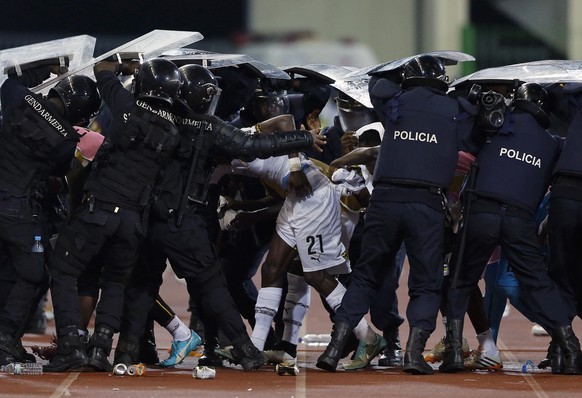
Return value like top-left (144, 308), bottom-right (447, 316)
top-left (497, 339), bottom-right (549, 398)
top-left (49, 372), bottom-right (80, 398)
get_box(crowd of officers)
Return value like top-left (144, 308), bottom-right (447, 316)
top-left (1, 47), bottom-right (582, 378)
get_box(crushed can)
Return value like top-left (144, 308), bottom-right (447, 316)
top-left (275, 363), bottom-right (299, 376)
top-left (127, 364), bottom-right (146, 376)
top-left (192, 365), bottom-right (216, 379)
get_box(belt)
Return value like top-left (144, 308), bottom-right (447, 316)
top-left (375, 181), bottom-right (444, 195)
top-left (85, 195), bottom-right (136, 213)
top-left (472, 196), bottom-right (533, 218)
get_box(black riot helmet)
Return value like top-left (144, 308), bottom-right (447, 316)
top-left (401, 55), bottom-right (448, 91)
top-left (250, 78), bottom-right (290, 121)
top-left (132, 58), bottom-right (181, 105)
top-left (512, 82), bottom-right (550, 128)
top-left (515, 82), bottom-right (548, 111)
top-left (178, 65), bottom-right (221, 115)
top-left (336, 91), bottom-right (377, 133)
top-left (48, 75), bottom-right (102, 127)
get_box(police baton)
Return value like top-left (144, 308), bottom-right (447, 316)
top-left (450, 161), bottom-right (479, 288)
top-left (176, 125), bottom-right (204, 227)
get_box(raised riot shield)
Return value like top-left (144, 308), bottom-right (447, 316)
top-left (0, 35), bottom-right (96, 95)
top-left (331, 74), bottom-right (373, 108)
top-left (283, 63), bottom-right (354, 84)
top-left (345, 50), bottom-right (475, 78)
top-left (451, 59), bottom-right (582, 89)
top-left (161, 49), bottom-right (290, 79)
top-left (33, 29), bottom-right (204, 94)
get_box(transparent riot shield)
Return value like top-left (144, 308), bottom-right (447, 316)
top-left (0, 34), bottom-right (96, 94)
top-left (451, 59), bottom-right (582, 88)
top-left (346, 50), bottom-right (476, 78)
top-left (33, 29), bottom-right (204, 94)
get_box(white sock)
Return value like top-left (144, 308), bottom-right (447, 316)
top-left (324, 282), bottom-right (346, 312)
top-left (252, 287), bottom-right (283, 350)
top-left (282, 273), bottom-right (311, 345)
top-left (165, 315), bottom-right (191, 342)
top-left (353, 322), bottom-right (377, 344)
top-left (476, 329), bottom-right (498, 355)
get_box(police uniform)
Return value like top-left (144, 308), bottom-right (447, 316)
top-left (547, 85), bottom-right (582, 322)
top-left (325, 75), bottom-right (483, 374)
top-left (117, 99), bottom-right (316, 370)
top-left (0, 66), bottom-right (80, 365)
top-left (46, 66), bottom-right (181, 372)
top-left (443, 105), bottom-right (582, 374)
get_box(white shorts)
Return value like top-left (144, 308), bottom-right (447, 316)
top-left (276, 182), bottom-right (350, 274)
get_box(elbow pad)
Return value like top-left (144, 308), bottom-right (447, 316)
top-left (212, 117), bottom-right (313, 160)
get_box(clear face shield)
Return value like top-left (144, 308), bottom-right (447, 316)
top-left (202, 83), bottom-right (222, 116)
top-left (336, 95), bottom-right (377, 132)
top-left (251, 90), bottom-right (290, 121)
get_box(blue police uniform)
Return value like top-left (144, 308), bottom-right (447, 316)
top-left (328, 76), bottom-right (482, 374)
top-left (547, 85), bottom-right (582, 321)
top-left (443, 106), bottom-right (582, 374)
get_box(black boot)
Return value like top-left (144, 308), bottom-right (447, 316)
top-left (403, 327), bottom-right (434, 375)
top-left (44, 328), bottom-right (88, 372)
top-left (378, 327), bottom-right (403, 367)
top-left (138, 325), bottom-right (159, 365)
top-left (439, 319), bottom-right (465, 373)
top-left (198, 335), bottom-right (224, 367)
top-left (0, 330), bottom-right (19, 366)
top-left (114, 335), bottom-right (140, 366)
top-left (230, 338), bottom-right (268, 371)
top-left (538, 339), bottom-right (563, 373)
top-left (14, 339), bottom-right (36, 363)
top-left (316, 321), bottom-right (353, 371)
top-left (87, 325), bottom-right (114, 372)
top-left (553, 325), bottom-right (582, 375)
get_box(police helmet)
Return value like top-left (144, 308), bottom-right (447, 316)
top-left (336, 91), bottom-right (377, 133)
top-left (133, 58), bottom-right (181, 105)
top-left (48, 75), bottom-right (102, 127)
top-left (178, 65), bottom-right (221, 115)
top-left (251, 79), bottom-right (290, 121)
top-left (401, 55), bottom-right (448, 90)
top-left (515, 83), bottom-right (548, 111)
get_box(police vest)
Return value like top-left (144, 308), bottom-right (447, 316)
top-left (373, 87), bottom-right (465, 188)
top-left (84, 101), bottom-right (179, 208)
top-left (474, 111), bottom-right (559, 213)
top-left (0, 92), bottom-right (78, 195)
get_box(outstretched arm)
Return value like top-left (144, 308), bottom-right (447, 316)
top-left (330, 145), bottom-right (380, 169)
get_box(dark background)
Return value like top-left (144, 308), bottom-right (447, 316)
top-left (0, 0), bottom-right (248, 54)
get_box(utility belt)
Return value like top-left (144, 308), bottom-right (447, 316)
top-left (84, 195), bottom-right (140, 214)
top-left (375, 181), bottom-right (445, 195)
top-left (373, 181), bottom-right (448, 213)
top-left (471, 195), bottom-right (533, 219)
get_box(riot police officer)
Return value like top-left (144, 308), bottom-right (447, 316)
top-left (441, 83), bottom-right (582, 375)
top-left (116, 64), bottom-right (325, 371)
top-left (317, 55), bottom-right (483, 375)
top-left (0, 65), bottom-right (101, 366)
top-left (45, 58), bottom-right (182, 372)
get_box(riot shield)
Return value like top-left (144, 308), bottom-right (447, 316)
top-left (346, 50), bottom-right (475, 78)
top-left (0, 34), bottom-right (96, 94)
top-left (331, 75), bottom-right (372, 108)
top-left (283, 64), bottom-right (353, 84)
top-left (161, 49), bottom-right (290, 79)
top-left (451, 59), bottom-right (582, 88)
top-left (33, 30), bottom-right (204, 93)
